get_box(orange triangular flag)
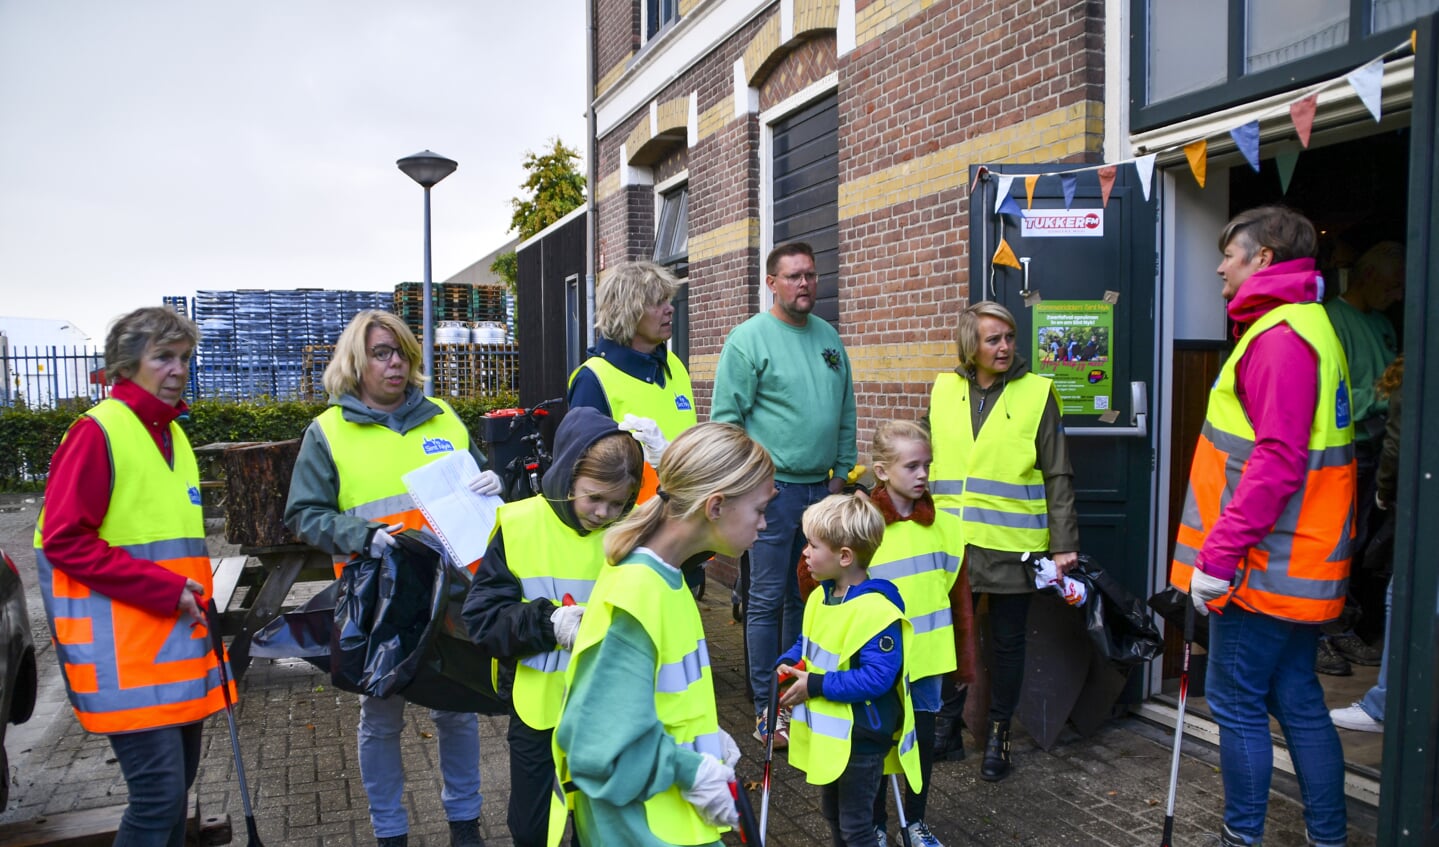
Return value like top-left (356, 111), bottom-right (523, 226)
top-left (1097, 165), bottom-right (1117, 208)
top-left (1184, 139), bottom-right (1208, 188)
top-left (1024, 175), bottom-right (1039, 209)
top-left (992, 237), bottom-right (1022, 269)
top-left (1412, 29), bottom-right (1417, 54)
top-left (1290, 94), bottom-right (1318, 148)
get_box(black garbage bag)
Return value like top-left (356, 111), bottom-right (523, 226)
top-left (1067, 556), bottom-right (1163, 670)
top-left (1147, 586), bottom-right (1211, 650)
top-left (252, 530), bottom-right (506, 714)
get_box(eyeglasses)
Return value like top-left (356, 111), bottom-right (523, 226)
top-left (368, 344), bottom-right (405, 362)
top-left (779, 271), bottom-right (819, 283)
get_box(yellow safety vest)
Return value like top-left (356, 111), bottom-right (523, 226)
top-left (787, 588), bottom-right (921, 789)
top-left (573, 351), bottom-right (697, 441)
top-left (315, 399), bottom-right (472, 573)
top-left (34, 398), bottom-right (229, 734)
top-left (866, 513), bottom-right (964, 680)
top-left (497, 495), bottom-right (606, 730)
top-left (1170, 303), bottom-right (1355, 623)
top-left (559, 550), bottom-right (725, 844)
top-left (930, 372), bottom-right (1054, 551)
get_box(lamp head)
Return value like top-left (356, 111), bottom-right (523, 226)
top-left (397, 150), bottom-right (458, 188)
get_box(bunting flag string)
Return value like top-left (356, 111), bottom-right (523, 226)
top-left (971, 34), bottom-right (1412, 208)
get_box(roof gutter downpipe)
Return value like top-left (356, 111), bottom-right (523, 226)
top-left (584, 0), bottom-right (598, 349)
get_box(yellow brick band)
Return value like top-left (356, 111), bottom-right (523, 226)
top-left (698, 102), bottom-right (731, 141)
top-left (679, 0), bottom-right (701, 15)
top-left (657, 97), bottom-right (689, 134)
top-left (687, 342), bottom-right (954, 387)
top-left (795, 0), bottom-right (841, 34)
top-left (743, 15), bottom-right (783, 86)
top-left (596, 169), bottom-right (622, 203)
top-left (837, 101), bottom-right (1103, 220)
top-left (856, 0), bottom-right (935, 46)
top-left (690, 218), bottom-right (760, 262)
top-left (626, 121), bottom-right (653, 162)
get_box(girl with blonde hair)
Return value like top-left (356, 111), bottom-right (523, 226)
top-left (555, 422), bottom-right (775, 845)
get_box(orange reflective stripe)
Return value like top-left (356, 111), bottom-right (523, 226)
top-left (635, 462), bottom-right (660, 504)
top-left (54, 616), bottom-right (92, 644)
top-left (65, 663), bottom-right (98, 693)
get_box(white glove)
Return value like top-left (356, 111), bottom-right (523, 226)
top-left (718, 728), bottom-right (742, 768)
top-left (550, 604), bottom-right (585, 650)
top-left (1189, 568), bottom-right (1232, 616)
top-left (368, 522), bottom-right (404, 559)
top-left (681, 754), bottom-right (739, 829)
top-left (618, 414), bottom-right (669, 468)
top-left (468, 469), bottom-right (503, 497)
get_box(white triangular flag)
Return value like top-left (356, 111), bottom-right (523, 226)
top-left (994, 175), bottom-right (1015, 215)
top-left (1347, 60), bottom-right (1384, 122)
top-left (1135, 154), bottom-right (1157, 201)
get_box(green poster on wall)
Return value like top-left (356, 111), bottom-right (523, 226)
top-left (1032, 300), bottom-right (1114, 415)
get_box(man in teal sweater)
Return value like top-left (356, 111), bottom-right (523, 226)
top-left (711, 241), bottom-right (857, 746)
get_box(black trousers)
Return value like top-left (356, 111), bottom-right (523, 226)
top-left (507, 711), bottom-right (559, 847)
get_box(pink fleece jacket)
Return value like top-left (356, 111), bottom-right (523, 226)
top-left (1196, 258), bottom-right (1323, 582)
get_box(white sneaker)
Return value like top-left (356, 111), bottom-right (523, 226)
top-left (1330, 703), bottom-right (1382, 732)
top-left (906, 820), bottom-right (944, 847)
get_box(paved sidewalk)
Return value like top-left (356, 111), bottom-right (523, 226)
top-left (0, 534), bottom-right (1380, 846)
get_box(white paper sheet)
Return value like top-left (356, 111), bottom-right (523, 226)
top-left (402, 450), bottom-right (502, 567)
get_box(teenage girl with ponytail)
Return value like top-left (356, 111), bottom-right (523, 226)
top-left (554, 422), bottom-right (776, 846)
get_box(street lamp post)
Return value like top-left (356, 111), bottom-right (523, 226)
top-left (396, 150), bottom-right (458, 396)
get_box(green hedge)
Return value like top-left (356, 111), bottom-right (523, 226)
top-left (0, 392), bottom-right (519, 491)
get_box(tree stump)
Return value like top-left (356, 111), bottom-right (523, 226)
top-left (218, 439), bottom-right (303, 548)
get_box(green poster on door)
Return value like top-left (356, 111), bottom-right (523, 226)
top-left (1032, 300), bottom-right (1114, 415)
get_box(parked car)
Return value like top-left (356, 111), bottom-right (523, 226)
top-left (1, 548), bottom-right (37, 810)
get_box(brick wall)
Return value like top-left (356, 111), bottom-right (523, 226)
top-left (591, 0), bottom-right (1104, 464)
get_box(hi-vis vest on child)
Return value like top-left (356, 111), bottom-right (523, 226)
top-left (865, 514), bottom-right (964, 681)
top-left (787, 588), bottom-right (922, 790)
top-left (495, 495), bottom-right (605, 731)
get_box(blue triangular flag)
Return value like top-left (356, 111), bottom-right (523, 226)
top-left (997, 194), bottom-right (1023, 218)
top-left (994, 175), bottom-right (1015, 215)
top-left (1231, 121), bottom-right (1261, 172)
top-left (1347, 60), bottom-right (1384, 122)
top-left (1060, 174), bottom-right (1078, 210)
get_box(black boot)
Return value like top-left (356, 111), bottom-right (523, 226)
top-left (377, 836), bottom-right (408, 847)
top-left (933, 715), bottom-right (966, 761)
top-left (448, 818), bottom-right (485, 847)
top-left (980, 719), bottom-right (1011, 782)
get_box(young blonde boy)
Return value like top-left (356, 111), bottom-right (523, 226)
top-left (778, 494), bottom-right (922, 847)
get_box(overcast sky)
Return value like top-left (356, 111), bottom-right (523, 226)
top-left (0, 1), bottom-right (587, 342)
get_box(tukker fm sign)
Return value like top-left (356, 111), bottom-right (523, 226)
top-left (1021, 208), bottom-right (1104, 237)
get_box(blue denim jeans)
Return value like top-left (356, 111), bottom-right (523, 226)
top-left (1207, 607), bottom-right (1347, 846)
top-left (109, 722), bottom-right (203, 847)
top-left (358, 694), bottom-right (483, 837)
top-left (821, 750), bottom-right (887, 846)
top-left (747, 480), bottom-right (830, 714)
top-left (1359, 577), bottom-right (1393, 721)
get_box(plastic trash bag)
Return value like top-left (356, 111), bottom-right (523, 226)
top-left (1147, 586), bottom-right (1211, 651)
top-left (1067, 555), bottom-right (1163, 670)
top-left (251, 530), bottom-right (506, 714)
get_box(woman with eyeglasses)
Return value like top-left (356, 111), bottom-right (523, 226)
top-left (284, 309), bottom-right (500, 847)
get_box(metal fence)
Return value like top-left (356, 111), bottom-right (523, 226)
top-left (1, 343), bottom-right (520, 408)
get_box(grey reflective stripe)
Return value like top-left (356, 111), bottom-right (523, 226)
top-left (678, 731), bottom-right (724, 760)
top-left (802, 637), bottom-right (842, 673)
top-left (930, 480), bottom-right (964, 496)
top-left (344, 493), bottom-right (416, 521)
top-left (939, 506), bottom-right (961, 518)
top-left (794, 702), bottom-right (851, 740)
top-left (1203, 423), bottom-right (1254, 461)
top-left (1244, 565), bottom-right (1347, 601)
top-left (656, 640), bottom-right (710, 693)
top-left (909, 608), bottom-right (952, 635)
top-left (898, 728), bottom-right (917, 756)
top-left (1179, 486), bottom-right (1205, 532)
top-left (868, 551), bottom-right (957, 581)
top-left (518, 576), bottom-right (596, 604)
top-left (1309, 443), bottom-right (1354, 469)
top-left (1172, 541), bottom-right (1198, 566)
top-left (963, 507), bottom-right (1048, 530)
top-left (120, 538), bottom-right (208, 561)
top-left (520, 648), bottom-right (572, 674)
top-left (967, 477), bottom-right (1045, 501)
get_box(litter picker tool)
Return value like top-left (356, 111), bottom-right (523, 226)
top-left (1160, 602), bottom-right (1196, 847)
top-left (729, 779), bottom-right (762, 844)
top-left (891, 773), bottom-right (909, 843)
top-left (205, 598), bottom-right (265, 847)
top-left (759, 659), bottom-right (804, 843)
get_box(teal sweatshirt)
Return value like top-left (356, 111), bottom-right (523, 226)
top-left (711, 312), bottom-right (857, 483)
top-left (555, 553), bottom-right (717, 847)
